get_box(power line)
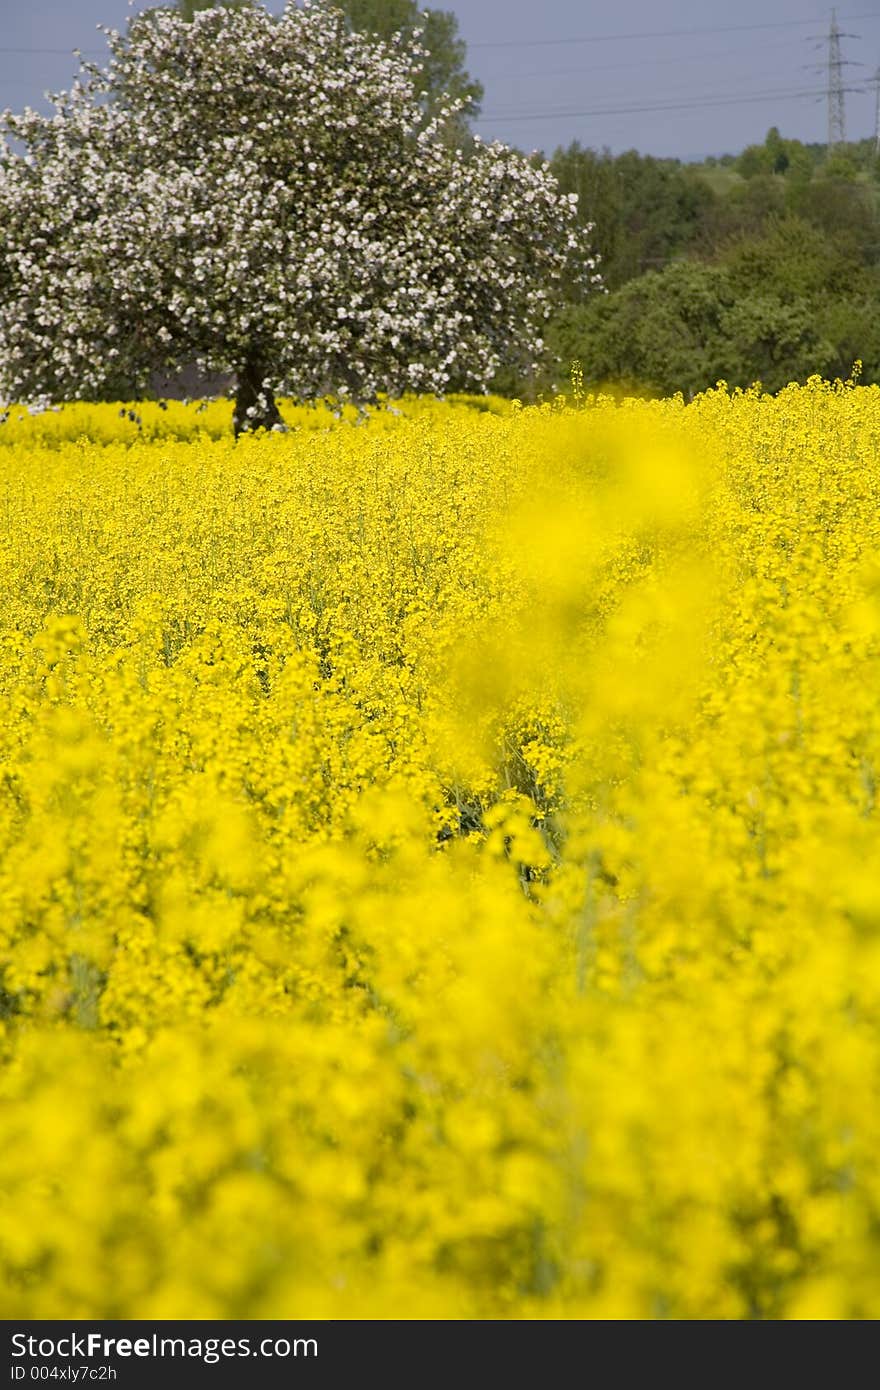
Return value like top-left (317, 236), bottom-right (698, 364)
top-left (467, 12), bottom-right (880, 51)
top-left (1, 37), bottom-right (802, 84)
top-left (483, 76), bottom-right (841, 119)
top-left (1, 7), bottom-right (879, 60)
top-left (3, 13), bottom-right (880, 57)
top-left (490, 65), bottom-right (822, 112)
top-left (3, 51), bottom-right (808, 97)
top-left (478, 85), bottom-right (861, 124)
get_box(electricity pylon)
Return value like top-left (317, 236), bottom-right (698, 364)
top-left (828, 9), bottom-right (848, 145)
top-left (808, 10), bottom-right (861, 150)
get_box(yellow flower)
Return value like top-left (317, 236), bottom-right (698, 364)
top-left (2, 381), bottom-right (880, 1317)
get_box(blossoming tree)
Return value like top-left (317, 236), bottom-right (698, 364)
top-left (0, 1), bottom-right (598, 432)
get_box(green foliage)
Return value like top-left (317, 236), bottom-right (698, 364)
top-left (536, 210), bottom-right (880, 399)
top-left (541, 261), bottom-right (821, 397)
top-left (821, 148), bottom-right (860, 181)
top-left (735, 129), bottom-right (829, 184)
top-left (695, 175), bottom-right (785, 249)
top-left (737, 127), bottom-right (798, 179)
top-left (790, 178), bottom-right (880, 265)
top-left (549, 143), bottom-right (715, 291)
top-left (547, 262), bottom-right (734, 397)
top-left (721, 214), bottom-right (865, 300)
top-left (764, 127), bottom-right (790, 175)
top-left (736, 143), bottom-right (774, 180)
top-left (336, 0), bottom-right (483, 127)
top-left (525, 127), bottom-right (880, 401)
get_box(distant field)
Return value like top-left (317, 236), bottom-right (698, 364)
top-left (2, 384), bottom-right (880, 1318)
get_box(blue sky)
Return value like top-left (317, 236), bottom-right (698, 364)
top-left (2, 1), bottom-right (879, 159)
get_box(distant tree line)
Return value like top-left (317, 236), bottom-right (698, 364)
top-left (522, 127), bottom-right (880, 398)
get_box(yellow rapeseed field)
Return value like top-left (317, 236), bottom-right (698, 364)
top-left (2, 380), bottom-right (880, 1319)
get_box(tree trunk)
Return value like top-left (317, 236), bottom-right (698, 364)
top-left (233, 354), bottom-right (283, 437)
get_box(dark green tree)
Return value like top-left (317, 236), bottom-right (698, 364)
top-left (737, 127), bottom-right (801, 179)
top-left (534, 212), bottom-right (880, 399)
top-left (548, 261), bottom-right (738, 397)
top-left (764, 127), bottom-right (790, 175)
top-left (736, 142), bottom-right (773, 179)
top-left (721, 214), bottom-right (863, 300)
top-left (544, 143), bottom-right (623, 298)
top-left (781, 139), bottom-right (814, 189)
top-left (822, 147), bottom-right (860, 180)
top-left (694, 174), bottom-right (785, 251)
top-left (788, 179), bottom-right (880, 263)
top-left (549, 144), bottom-right (715, 290)
top-left (541, 260), bottom-right (829, 398)
top-left (337, 0), bottom-right (483, 128)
